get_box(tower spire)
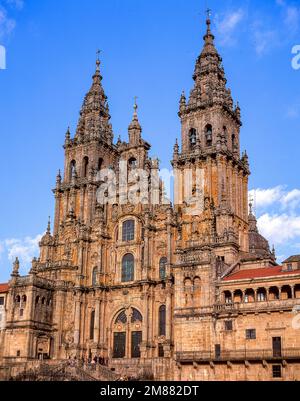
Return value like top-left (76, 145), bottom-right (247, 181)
top-left (128, 97), bottom-right (142, 145)
top-left (75, 51), bottom-right (113, 145)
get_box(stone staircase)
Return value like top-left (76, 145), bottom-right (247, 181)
top-left (9, 360), bottom-right (120, 382)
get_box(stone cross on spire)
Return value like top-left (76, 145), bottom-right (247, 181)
top-left (96, 49), bottom-right (101, 71)
top-left (134, 96), bottom-right (138, 115)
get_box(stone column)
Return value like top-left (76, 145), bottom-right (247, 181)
top-left (74, 297), bottom-right (81, 346)
top-left (166, 287), bottom-right (172, 340)
top-left (94, 298), bottom-right (100, 344)
top-left (80, 188), bottom-right (85, 221)
top-left (207, 156), bottom-right (212, 199)
top-left (53, 289), bottom-right (64, 358)
top-left (100, 297), bottom-right (107, 346)
top-left (167, 208), bottom-right (172, 276)
top-left (63, 191), bottom-right (69, 221)
top-left (87, 184), bottom-right (94, 225)
top-left (140, 287), bottom-right (149, 358)
top-left (54, 193), bottom-right (61, 235)
top-left (163, 285), bottom-right (173, 358)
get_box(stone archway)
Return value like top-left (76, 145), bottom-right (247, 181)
top-left (112, 307), bottom-right (143, 359)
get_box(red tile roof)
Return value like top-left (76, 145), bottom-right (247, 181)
top-left (0, 283), bottom-right (9, 293)
top-left (223, 266), bottom-right (300, 281)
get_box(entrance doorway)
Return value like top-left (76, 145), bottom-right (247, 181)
top-left (112, 308), bottom-right (143, 359)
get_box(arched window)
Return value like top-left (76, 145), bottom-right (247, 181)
top-left (92, 267), bottom-right (97, 286)
top-left (22, 295), bottom-right (27, 303)
top-left (224, 291), bottom-right (232, 304)
top-left (205, 124), bottom-right (213, 147)
top-left (189, 128), bottom-right (197, 148)
top-left (90, 310), bottom-right (95, 340)
top-left (131, 308), bottom-right (143, 323)
top-left (159, 257), bottom-right (167, 280)
top-left (122, 220), bottom-right (135, 242)
top-left (15, 295), bottom-right (20, 304)
top-left (115, 310), bottom-right (127, 324)
top-left (257, 288), bottom-right (267, 302)
top-left (128, 157), bottom-right (137, 169)
top-left (35, 296), bottom-right (40, 305)
top-left (122, 254), bottom-right (134, 282)
top-left (159, 305), bottom-right (166, 336)
top-left (41, 297), bottom-right (46, 305)
top-left (82, 156), bottom-right (89, 178)
top-left (269, 286), bottom-right (279, 300)
top-left (70, 160), bottom-right (76, 180)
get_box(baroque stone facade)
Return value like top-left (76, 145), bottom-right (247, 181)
top-left (0, 16), bottom-right (300, 381)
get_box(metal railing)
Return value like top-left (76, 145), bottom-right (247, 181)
top-left (176, 348), bottom-right (300, 362)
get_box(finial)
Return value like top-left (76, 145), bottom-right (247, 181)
top-left (65, 126), bottom-right (71, 141)
top-left (134, 96), bottom-right (138, 115)
top-left (56, 170), bottom-right (61, 188)
top-left (206, 8), bottom-right (212, 20)
top-left (96, 49), bottom-right (101, 71)
top-left (206, 8), bottom-right (212, 29)
top-left (47, 216), bottom-right (51, 234)
top-left (249, 201), bottom-right (253, 214)
top-left (203, 7), bottom-right (214, 43)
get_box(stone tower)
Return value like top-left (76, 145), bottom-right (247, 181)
top-left (173, 15), bottom-right (250, 268)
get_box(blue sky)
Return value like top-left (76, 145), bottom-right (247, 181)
top-left (0, 0), bottom-right (300, 281)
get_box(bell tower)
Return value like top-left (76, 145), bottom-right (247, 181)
top-left (173, 13), bottom-right (250, 260)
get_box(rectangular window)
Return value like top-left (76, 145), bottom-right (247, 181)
top-left (246, 329), bottom-right (256, 339)
top-left (272, 365), bottom-right (282, 378)
top-left (122, 220), bottom-right (135, 242)
top-left (273, 337), bottom-right (282, 358)
top-left (131, 331), bottom-right (142, 359)
top-left (113, 332), bottom-right (126, 359)
top-left (17, 350), bottom-right (21, 357)
top-left (158, 344), bottom-right (164, 358)
top-left (215, 344), bottom-right (221, 359)
top-left (0, 297), bottom-right (4, 306)
top-left (19, 309), bottom-right (24, 317)
top-left (225, 320), bottom-right (233, 331)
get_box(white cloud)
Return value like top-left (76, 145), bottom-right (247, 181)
top-left (4, 234), bottom-right (42, 270)
top-left (215, 9), bottom-right (245, 46)
top-left (249, 186), bottom-right (283, 208)
top-left (281, 189), bottom-right (300, 210)
top-left (286, 103), bottom-right (300, 119)
top-left (250, 186), bottom-right (300, 253)
top-left (285, 6), bottom-right (300, 33)
top-left (0, 6), bottom-right (16, 39)
top-left (276, 0), bottom-right (300, 33)
top-left (6, 0), bottom-right (24, 10)
top-left (251, 22), bottom-right (278, 56)
top-left (257, 213), bottom-right (300, 245)
top-left (0, 0), bottom-right (24, 40)
top-left (250, 186), bottom-right (300, 211)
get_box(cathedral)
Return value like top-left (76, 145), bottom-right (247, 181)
top-left (0, 15), bottom-right (300, 382)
